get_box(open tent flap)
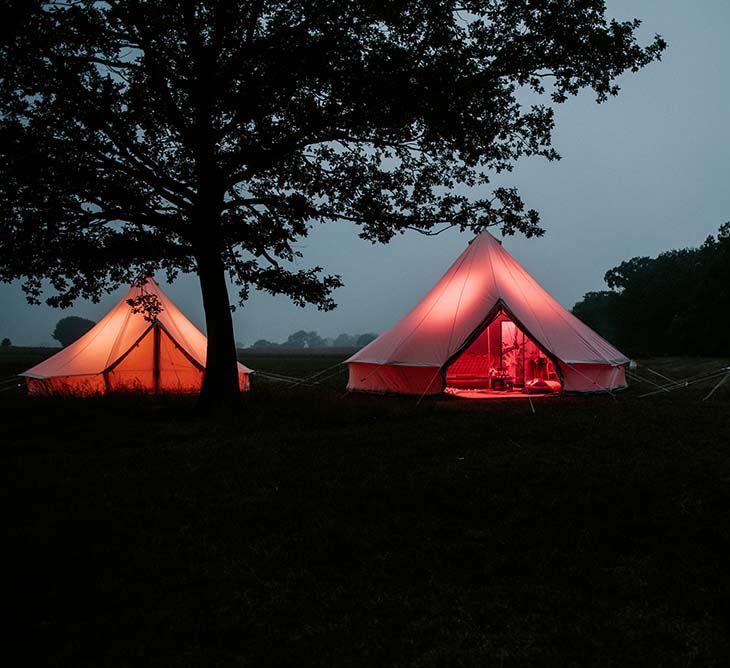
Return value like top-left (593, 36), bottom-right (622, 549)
top-left (445, 310), bottom-right (561, 396)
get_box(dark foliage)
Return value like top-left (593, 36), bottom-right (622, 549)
top-left (51, 315), bottom-right (96, 347)
top-left (285, 329), bottom-right (321, 349)
top-left (126, 286), bottom-right (164, 323)
top-left (0, 0), bottom-right (665, 400)
top-left (251, 330), bottom-right (377, 348)
top-left (356, 332), bottom-right (378, 347)
top-left (573, 224), bottom-right (730, 357)
top-left (252, 338), bottom-right (280, 349)
top-left (1, 338), bottom-right (10, 347)
top-left (334, 333), bottom-right (357, 347)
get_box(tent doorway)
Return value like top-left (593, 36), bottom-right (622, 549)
top-left (445, 310), bottom-right (562, 398)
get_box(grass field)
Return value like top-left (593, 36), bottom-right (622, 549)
top-left (2, 348), bottom-right (730, 667)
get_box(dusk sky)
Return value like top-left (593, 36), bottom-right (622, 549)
top-left (2, 0), bottom-right (729, 347)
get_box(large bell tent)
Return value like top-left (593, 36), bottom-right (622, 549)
top-left (347, 232), bottom-right (629, 398)
top-left (22, 278), bottom-right (252, 395)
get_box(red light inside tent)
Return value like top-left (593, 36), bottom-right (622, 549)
top-left (445, 311), bottom-right (561, 398)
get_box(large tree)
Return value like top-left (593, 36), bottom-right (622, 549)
top-left (52, 315), bottom-right (96, 347)
top-left (573, 224), bottom-right (730, 357)
top-left (0, 1), bottom-right (665, 402)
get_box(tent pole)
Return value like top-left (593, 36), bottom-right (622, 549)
top-left (522, 330), bottom-right (526, 387)
top-left (153, 322), bottom-right (161, 394)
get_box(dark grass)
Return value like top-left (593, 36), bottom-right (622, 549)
top-left (2, 349), bottom-right (730, 667)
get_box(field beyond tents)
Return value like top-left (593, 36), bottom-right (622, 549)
top-left (2, 348), bottom-right (730, 667)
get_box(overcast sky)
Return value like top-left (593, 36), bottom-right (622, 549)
top-left (2, 0), bottom-right (729, 347)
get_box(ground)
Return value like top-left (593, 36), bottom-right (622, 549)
top-left (2, 348), bottom-right (730, 667)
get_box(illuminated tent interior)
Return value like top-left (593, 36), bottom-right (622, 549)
top-left (347, 232), bottom-right (629, 398)
top-left (21, 278), bottom-right (252, 396)
top-left (445, 310), bottom-right (561, 398)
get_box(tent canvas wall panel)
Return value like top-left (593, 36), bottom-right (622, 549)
top-left (346, 362), bottom-right (444, 395)
top-left (106, 326), bottom-right (156, 392)
top-left (559, 363), bottom-right (627, 394)
top-left (158, 330), bottom-right (204, 392)
top-left (25, 374), bottom-right (106, 397)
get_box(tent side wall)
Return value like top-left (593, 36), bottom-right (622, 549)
top-left (157, 328), bottom-right (203, 392)
top-left (238, 370), bottom-right (251, 392)
top-left (559, 363), bottom-right (627, 393)
top-left (25, 375), bottom-right (106, 396)
top-left (26, 368), bottom-right (251, 396)
top-left (347, 362), bottom-right (443, 395)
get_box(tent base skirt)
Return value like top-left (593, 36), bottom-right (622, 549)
top-left (347, 362), bottom-right (628, 398)
top-left (347, 362), bottom-right (443, 395)
top-left (559, 363), bottom-right (627, 393)
top-left (25, 371), bottom-right (250, 397)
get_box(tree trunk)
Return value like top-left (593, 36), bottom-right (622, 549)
top-left (197, 243), bottom-right (241, 406)
top-left (188, 58), bottom-right (238, 406)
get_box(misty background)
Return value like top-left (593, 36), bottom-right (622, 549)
top-left (2, 0), bottom-right (729, 347)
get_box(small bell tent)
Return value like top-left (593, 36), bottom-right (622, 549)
top-left (347, 232), bottom-right (628, 398)
top-left (22, 278), bottom-right (252, 395)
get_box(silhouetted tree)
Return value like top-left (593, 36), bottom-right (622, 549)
top-left (52, 316), bottom-right (96, 347)
top-left (283, 330), bottom-right (307, 349)
top-left (572, 291), bottom-right (622, 347)
top-left (573, 224), bottom-right (730, 357)
top-left (356, 333), bottom-right (378, 347)
top-left (0, 1), bottom-right (665, 403)
top-left (251, 339), bottom-right (279, 349)
top-left (333, 334), bottom-right (357, 348)
top-left (280, 330), bottom-right (327, 348)
top-left (305, 331), bottom-right (326, 348)
top-left (1, 338), bottom-right (11, 347)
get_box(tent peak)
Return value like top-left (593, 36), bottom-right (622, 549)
top-left (131, 273), bottom-right (158, 288)
top-left (472, 230), bottom-right (502, 246)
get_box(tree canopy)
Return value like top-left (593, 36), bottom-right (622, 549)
top-left (356, 333), bottom-right (378, 347)
top-left (52, 316), bottom-right (97, 347)
top-left (573, 224), bottom-right (730, 357)
top-left (0, 0), bottom-right (665, 400)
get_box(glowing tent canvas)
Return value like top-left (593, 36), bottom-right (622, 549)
top-left (21, 278), bottom-right (252, 395)
top-left (347, 232), bottom-right (628, 397)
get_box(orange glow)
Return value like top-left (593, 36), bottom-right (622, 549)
top-left (446, 311), bottom-right (559, 396)
top-left (22, 279), bottom-right (252, 396)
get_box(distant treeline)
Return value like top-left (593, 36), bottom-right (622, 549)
top-left (250, 330), bottom-right (378, 350)
top-left (572, 224), bottom-right (730, 357)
